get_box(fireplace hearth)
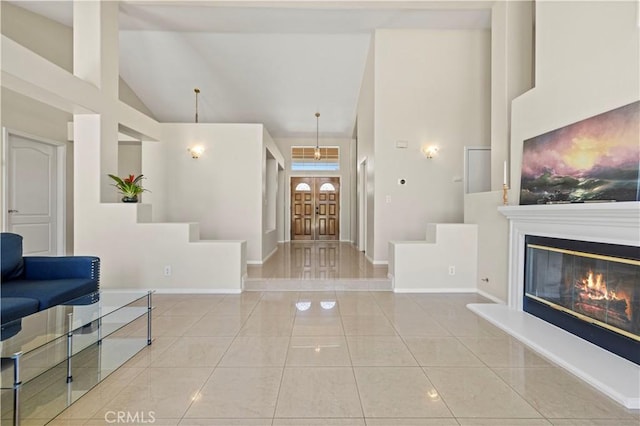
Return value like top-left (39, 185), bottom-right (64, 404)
top-left (524, 235), bottom-right (639, 364)
top-left (491, 203), bottom-right (640, 408)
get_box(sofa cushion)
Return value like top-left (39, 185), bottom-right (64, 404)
top-left (1, 278), bottom-right (98, 310)
top-left (1, 233), bottom-right (24, 281)
top-left (0, 297), bottom-right (39, 324)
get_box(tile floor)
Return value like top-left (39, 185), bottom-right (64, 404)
top-left (44, 291), bottom-right (639, 425)
top-left (247, 242), bottom-right (388, 280)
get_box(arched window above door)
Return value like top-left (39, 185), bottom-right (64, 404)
top-left (319, 183), bottom-right (336, 192)
top-left (295, 182), bottom-right (311, 191)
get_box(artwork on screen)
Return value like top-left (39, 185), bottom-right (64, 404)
top-left (520, 101), bottom-right (640, 205)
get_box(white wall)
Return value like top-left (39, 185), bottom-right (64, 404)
top-left (511, 1), bottom-right (639, 198)
top-left (462, 2), bottom-right (533, 302)
top-left (159, 123), bottom-right (263, 261)
top-left (491, 1), bottom-right (534, 190)
top-left (0, 2), bottom-right (155, 254)
top-left (117, 141), bottom-right (142, 179)
top-left (154, 123), bottom-right (284, 263)
top-left (356, 36), bottom-right (376, 258)
top-left (262, 128), bottom-right (285, 260)
top-left (274, 137), bottom-right (354, 242)
top-left (373, 29), bottom-right (491, 262)
top-left (389, 223), bottom-right (478, 292)
top-left (464, 191), bottom-right (509, 302)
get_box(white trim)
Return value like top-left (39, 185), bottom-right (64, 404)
top-left (358, 157), bottom-right (368, 252)
top-left (262, 246), bottom-right (278, 263)
top-left (394, 287), bottom-right (477, 294)
top-left (246, 260), bottom-right (263, 265)
top-left (2, 128), bottom-right (67, 255)
top-left (468, 303), bottom-right (640, 410)
top-left (476, 289), bottom-right (505, 304)
top-left (152, 288), bottom-right (242, 294)
top-left (241, 272), bottom-right (248, 292)
top-left (365, 254), bottom-right (387, 265)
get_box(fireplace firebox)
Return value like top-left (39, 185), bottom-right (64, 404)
top-left (524, 235), bottom-right (640, 364)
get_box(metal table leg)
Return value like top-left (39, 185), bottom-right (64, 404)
top-left (147, 291), bottom-right (153, 345)
top-left (11, 351), bottom-right (22, 426)
top-left (66, 312), bottom-right (73, 383)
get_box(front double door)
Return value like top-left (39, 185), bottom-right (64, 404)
top-left (291, 177), bottom-right (340, 241)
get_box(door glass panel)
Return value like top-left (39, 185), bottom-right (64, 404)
top-left (295, 183), bottom-right (311, 191)
top-left (319, 183), bottom-right (335, 192)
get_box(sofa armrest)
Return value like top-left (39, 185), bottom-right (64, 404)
top-left (23, 256), bottom-right (100, 281)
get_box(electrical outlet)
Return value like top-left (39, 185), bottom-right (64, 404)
top-left (448, 266), bottom-right (456, 276)
top-left (163, 265), bottom-right (172, 276)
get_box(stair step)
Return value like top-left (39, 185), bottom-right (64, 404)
top-left (243, 278), bottom-right (392, 292)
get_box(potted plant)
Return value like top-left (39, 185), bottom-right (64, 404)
top-left (108, 174), bottom-right (148, 203)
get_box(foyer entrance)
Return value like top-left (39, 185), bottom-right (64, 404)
top-left (290, 177), bottom-right (340, 241)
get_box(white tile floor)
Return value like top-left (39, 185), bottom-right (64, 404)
top-left (14, 244), bottom-right (640, 424)
top-left (41, 291), bottom-right (638, 425)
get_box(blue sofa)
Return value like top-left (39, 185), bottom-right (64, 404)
top-left (1, 233), bottom-right (100, 328)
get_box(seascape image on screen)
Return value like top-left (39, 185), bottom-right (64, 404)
top-left (520, 101), bottom-right (640, 205)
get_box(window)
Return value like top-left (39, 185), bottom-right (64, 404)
top-left (295, 182), bottom-right (311, 191)
top-left (291, 147), bottom-right (339, 171)
top-left (319, 183), bottom-right (336, 192)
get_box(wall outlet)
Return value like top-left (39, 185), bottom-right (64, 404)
top-left (448, 266), bottom-right (456, 276)
top-left (163, 265), bottom-right (172, 276)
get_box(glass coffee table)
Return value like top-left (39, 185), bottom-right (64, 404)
top-left (0, 290), bottom-right (153, 425)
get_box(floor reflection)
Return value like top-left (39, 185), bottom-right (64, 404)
top-left (247, 242), bottom-right (387, 280)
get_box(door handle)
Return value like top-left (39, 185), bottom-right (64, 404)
top-left (8, 209), bottom-right (19, 213)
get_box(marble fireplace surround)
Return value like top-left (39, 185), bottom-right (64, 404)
top-left (468, 202), bottom-right (640, 409)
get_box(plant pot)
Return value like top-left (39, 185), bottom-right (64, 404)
top-left (122, 196), bottom-right (138, 203)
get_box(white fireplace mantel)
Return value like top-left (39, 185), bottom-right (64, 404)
top-left (468, 201), bottom-right (640, 409)
top-left (498, 202), bottom-right (640, 310)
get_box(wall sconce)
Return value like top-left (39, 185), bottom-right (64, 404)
top-left (422, 145), bottom-right (439, 159)
top-left (188, 146), bottom-right (205, 159)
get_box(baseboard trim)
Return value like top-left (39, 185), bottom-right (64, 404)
top-left (262, 246), bottom-right (278, 263)
top-left (152, 288), bottom-right (242, 294)
top-left (246, 260), bottom-right (262, 265)
top-left (476, 289), bottom-right (505, 304)
top-left (394, 287), bottom-right (477, 294)
top-left (365, 254), bottom-right (388, 265)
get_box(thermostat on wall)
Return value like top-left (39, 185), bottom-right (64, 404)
top-left (396, 140), bottom-right (409, 148)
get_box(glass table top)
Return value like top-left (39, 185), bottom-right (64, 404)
top-left (0, 291), bottom-right (150, 359)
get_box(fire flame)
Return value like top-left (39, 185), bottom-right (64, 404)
top-left (582, 271), bottom-right (607, 299)
top-left (580, 270), bottom-right (631, 318)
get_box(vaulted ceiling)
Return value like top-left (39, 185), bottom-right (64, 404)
top-left (11, 1), bottom-right (492, 138)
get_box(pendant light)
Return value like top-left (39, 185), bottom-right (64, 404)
top-left (187, 88), bottom-right (205, 159)
top-left (314, 112), bottom-right (321, 160)
top-left (194, 88), bottom-right (200, 123)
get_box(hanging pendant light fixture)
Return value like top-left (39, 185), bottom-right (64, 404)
top-left (187, 87), bottom-right (205, 158)
top-left (314, 112), bottom-right (322, 160)
top-left (194, 88), bottom-right (200, 123)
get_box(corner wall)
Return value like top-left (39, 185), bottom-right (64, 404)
top-left (159, 123), bottom-right (265, 262)
top-left (511, 1), bottom-right (640, 197)
top-left (355, 35), bottom-right (376, 258)
top-left (373, 29), bottom-right (491, 262)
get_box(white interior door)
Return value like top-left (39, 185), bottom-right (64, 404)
top-left (465, 146), bottom-right (491, 194)
top-left (5, 132), bottom-right (62, 255)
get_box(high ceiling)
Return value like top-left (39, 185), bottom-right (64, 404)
top-left (11, 1), bottom-right (492, 138)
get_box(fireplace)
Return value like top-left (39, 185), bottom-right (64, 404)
top-left (524, 235), bottom-right (640, 364)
